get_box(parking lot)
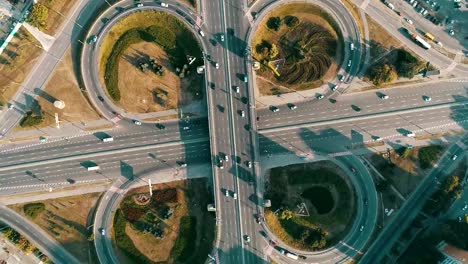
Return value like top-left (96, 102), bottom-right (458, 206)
top-left (382, 0), bottom-right (468, 53)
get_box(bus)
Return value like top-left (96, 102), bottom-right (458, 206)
top-left (424, 32), bottom-right (435, 41)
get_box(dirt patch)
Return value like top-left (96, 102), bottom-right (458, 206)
top-left (366, 14), bottom-right (404, 63)
top-left (0, 29), bottom-right (42, 105)
top-left (115, 42), bottom-right (198, 113)
top-left (14, 49), bottom-right (100, 131)
top-left (39, 0), bottom-right (78, 36)
top-left (251, 3), bottom-right (341, 96)
top-left (8, 192), bottom-right (102, 263)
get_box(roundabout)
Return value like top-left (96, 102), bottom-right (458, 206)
top-left (80, 0), bottom-right (373, 263)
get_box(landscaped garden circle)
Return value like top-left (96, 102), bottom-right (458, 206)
top-left (112, 179), bottom-right (215, 263)
top-left (251, 3), bottom-right (343, 95)
top-left (98, 11), bottom-right (204, 114)
top-left (264, 161), bottom-right (356, 251)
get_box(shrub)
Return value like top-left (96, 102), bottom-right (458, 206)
top-left (20, 111), bottom-right (44, 127)
top-left (152, 188), bottom-right (178, 207)
top-left (104, 29), bottom-right (143, 100)
top-left (418, 145), bottom-right (442, 169)
top-left (27, 3), bottom-right (49, 28)
top-left (369, 63), bottom-right (397, 85)
top-left (122, 204), bottom-right (145, 223)
top-left (267, 17), bottom-right (282, 31)
top-left (284, 16), bottom-right (300, 27)
top-left (395, 49), bottom-right (425, 78)
top-left (170, 216), bottom-right (196, 261)
top-left (143, 25), bottom-right (176, 49)
top-left (113, 209), bottom-right (153, 264)
top-left (23, 203), bottom-right (45, 219)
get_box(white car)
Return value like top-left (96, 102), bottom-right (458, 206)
top-left (225, 189), bottom-right (229, 196)
top-left (39, 137), bottom-right (47, 143)
top-left (451, 155), bottom-right (458, 161)
top-left (316, 94), bottom-right (324, 100)
top-left (347, 60), bottom-right (352, 67)
top-left (271, 106), bottom-right (279, 112)
top-left (8, 103), bottom-right (14, 110)
top-left (339, 75), bottom-right (345, 82)
top-left (198, 30), bottom-right (205, 37)
top-left (380, 94), bottom-right (389, 100)
top-left (404, 17), bottom-right (413, 24)
top-left (245, 235), bottom-right (250, 242)
top-left (359, 225), bottom-right (364, 232)
top-left (215, 62), bottom-right (219, 69)
top-left (100, 228), bottom-right (106, 236)
top-left (462, 204), bottom-right (467, 210)
top-left (423, 96), bottom-right (431, 102)
top-left (220, 35), bottom-right (224, 42)
top-left (224, 154), bottom-right (229, 162)
top-left (288, 104), bottom-right (297, 110)
top-left (183, 126), bottom-right (190, 130)
top-left (233, 192), bottom-right (237, 199)
top-left (331, 84), bottom-right (337, 91)
top-left (161, 2), bottom-right (169, 7)
top-left (234, 86), bottom-right (240, 93)
top-left (449, 29), bottom-right (455, 36)
top-left (136, 3), bottom-right (143, 7)
top-left (133, 120), bottom-right (142, 125)
top-left (246, 161), bottom-right (252, 168)
top-left (240, 110), bottom-right (245, 117)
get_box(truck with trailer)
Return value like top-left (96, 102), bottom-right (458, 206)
top-left (411, 34), bottom-right (431, 49)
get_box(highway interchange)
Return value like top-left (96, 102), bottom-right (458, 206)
top-left (0, 0), bottom-right (467, 263)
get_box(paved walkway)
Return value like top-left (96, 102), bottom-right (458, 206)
top-left (22, 23), bottom-right (56, 51)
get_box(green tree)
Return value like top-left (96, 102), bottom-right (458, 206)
top-left (369, 63), bottom-right (397, 85)
top-left (27, 4), bottom-right (49, 28)
top-left (267, 17), bottom-right (282, 31)
top-left (443, 176), bottom-right (459, 193)
top-left (280, 209), bottom-right (294, 220)
top-left (20, 111), bottom-right (44, 127)
top-left (284, 16), bottom-right (300, 27)
top-left (269, 44), bottom-right (279, 59)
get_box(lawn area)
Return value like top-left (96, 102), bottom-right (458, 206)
top-left (251, 3), bottom-right (342, 95)
top-left (39, 0), bottom-right (79, 36)
top-left (98, 11), bottom-right (203, 113)
top-left (8, 192), bottom-right (102, 264)
top-left (264, 161), bottom-right (356, 250)
top-left (12, 49), bottom-right (100, 131)
top-left (366, 14), bottom-right (404, 62)
top-left (0, 28), bottom-right (42, 107)
top-left (112, 178), bottom-right (215, 263)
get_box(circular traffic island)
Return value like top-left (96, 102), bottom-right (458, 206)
top-left (251, 3), bottom-right (342, 95)
top-left (264, 161), bottom-right (356, 251)
top-left (99, 11), bottom-right (204, 114)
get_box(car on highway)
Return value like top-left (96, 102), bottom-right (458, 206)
top-left (39, 136), bottom-right (47, 143)
top-left (256, 214), bottom-right (263, 224)
top-left (462, 204), bottom-right (467, 210)
top-left (133, 120), bottom-right (142, 126)
top-left (270, 106), bottom-right (279, 112)
top-left (233, 86), bottom-right (240, 93)
top-left (374, 136), bottom-right (383, 141)
top-left (233, 192), bottom-right (237, 199)
top-left (406, 132), bottom-right (415, 137)
top-left (178, 161), bottom-right (187, 168)
top-left (88, 35), bottom-right (97, 44)
top-left (224, 189), bottom-right (229, 196)
top-left (223, 153), bottom-right (229, 162)
top-left (458, 216), bottom-right (463, 222)
top-left (183, 126), bottom-right (190, 130)
top-left (100, 228), bottom-right (105, 236)
top-left (404, 17), bottom-right (413, 24)
top-left (449, 29), bottom-right (455, 36)
top-left (380, 94), bottom-right (389, 100)
top-left (156, 123), bottom-right (166, 129)
top-left (350, 43), bottom-right (355, 50)
top-left (347, 60), bottom-right (352, 67)
top-left (218, 159), bottom-right (224, 169)
top-left (136, 2), bottom-right (143, 7)
top-left (161, 2), bottom-right (169, 7)
top-left (423, 96), bottom-right (432, 102)
top-left (316, 94), bottom-right (324, 100)
top-left (7, 103), bottom-right (14, 110)
top-left (350, 167), bottom-right (356, 173)
top-left (244, 235), bottom-right (250, 242)
top-left (451, 154), bottom-right (458, 161)
top-left (246, 161), bottom-right (252, 168)
top-left (239, 110), bottom-right (245, 117)
top-left (97, 95), bottom-right (104, 102)
top-left (243, 75), bottom-right (248, 83)
top-left (339, 75), bottom-right (345, 82)
top-left (215, 62), bottom-right (219, 69)
top-left (331, 84), bottom-right (337, 91)
top-left (288, 103), bottom-right (297, 110)
top-left (359, 225), bottom-right (364, 232)
top-left (220, 35), bottom-right (224, 42)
